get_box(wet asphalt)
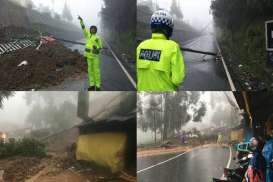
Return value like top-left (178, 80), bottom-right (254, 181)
top-left (45, 42), bottom-right (135, 91)
top-left (51, 34), bottom-right (231, 91)
top-left (179, 35), bottom-right (231, 91)
top-left (137, 146), bottom-right (231, 182)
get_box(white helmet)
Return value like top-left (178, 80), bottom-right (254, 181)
top-left (151, 10), bottom-right (174, 37)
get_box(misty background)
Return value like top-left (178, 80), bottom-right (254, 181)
top-left (137, 92), bottom-right (243, 146)
top-left (30, 0), bottom-right (103, 27)
top-left (153, 0), bottom-right (213, 30)
top-left (1, 0), bottom-right (136, 59)
top-left (137, 0), bottom-right (214, 43)
top-left (0, 91), bottom-right (136, 138)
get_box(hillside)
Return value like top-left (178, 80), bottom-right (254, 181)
top-left (0, 0), bottom-right (82, 41)
top-left (137, 1), bottom-right (201, 44)
top-left (0, 0), bottom-right (30, 28)
top-left (211, 0), bottom-right (273, 90)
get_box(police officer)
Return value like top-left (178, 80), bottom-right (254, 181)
top-left (137, 10), bottom-right (185, 91)
top-left (78, 16), bottom-right (103, 91)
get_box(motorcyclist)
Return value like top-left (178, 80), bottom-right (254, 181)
top-left (262, 127), bottom-right (273, 182)
top-left (137, 10), bottom-right (185, 91)
top-left (246, 137), bottom-right (266, 182)
top-left (78, 16), bottom-right (102, 91)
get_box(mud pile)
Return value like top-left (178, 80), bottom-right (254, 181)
top-left (0, 156), bottom-right (135, 182)
top-left (0, 157), bottom-right (43, 182)
top-left (0, 42), bottom-right (86, 90)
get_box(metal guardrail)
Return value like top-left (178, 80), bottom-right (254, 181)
top-left (0, 40), bottom-right (36, 55)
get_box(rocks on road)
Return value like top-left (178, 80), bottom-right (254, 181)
top-left (0, 43), bottom-right (87, 90)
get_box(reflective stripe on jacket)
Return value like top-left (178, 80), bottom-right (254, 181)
top-left (80, 20), bottom-right (102, 58)
top-left (137, 33), bottom-right (185, 91)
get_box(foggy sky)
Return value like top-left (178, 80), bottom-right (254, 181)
top-left (139, 0), bottom-right (213, 31)
top-left (183, 92), bottom-right (238, 130)
top-left (0, 91), bottom-right (129, 132)
top-left (31, 0), bottom-right (103, 27)
top-left (137, 92), bottom-right (241, 145)
top-left (0, 92), bottom-right (78, 128)
top-left (140, 92), bottom-right (240, 131)
top-left (0, 92), bottom-right (28, 127)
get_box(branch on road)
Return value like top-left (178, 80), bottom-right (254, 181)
top-left (181, 47), bottom-right (217, 56)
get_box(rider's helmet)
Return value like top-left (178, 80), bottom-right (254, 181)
top-left (250, 137), bottom-right (265, 152)
top-left (151, 10), bottom-right (174, 38)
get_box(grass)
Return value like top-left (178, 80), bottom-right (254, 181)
top-left (218, 21), bottom-right (273, 89)
top-left (0, 138), bottom-right (46, 159)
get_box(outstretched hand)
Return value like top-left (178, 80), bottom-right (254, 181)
top-left (78, 15), bottom-right (83, 21)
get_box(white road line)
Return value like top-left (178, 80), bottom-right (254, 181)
top-left (137, 145), bottom-right (231, 175)
top-left (226, 146), bottom-right (232, 168)
top-left (215, 41), bottom-right (236, 91)
top-left (137, 150), bottom-right (191, 174)
top-left (103, 40), bottom-right (136, 88)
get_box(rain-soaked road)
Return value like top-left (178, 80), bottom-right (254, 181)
top-left (45, 40), bottom-right (136, 91)
top-left (179, 35), bottom-right (232, 91)
top-left (137, 146), bottom-right (231, 182)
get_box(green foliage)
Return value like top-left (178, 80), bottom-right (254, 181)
top-left (0, 138), bottom-right (46, 159)
top-left (211, 0), bottom-right (273, 85)
top-left (211, 0), bottom-right (273, 30)
top-left (18, 138), bottom-right (46, 157)
top-left (138, 92), bottom-right (207, 141)
top-left (0, 91), bottom-right (13, 109)
top-left (100, 0), bottom-right (136, 58)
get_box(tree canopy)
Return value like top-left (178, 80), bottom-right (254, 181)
top-left (211, 0), bottom-right (273, 31)
top-left (138, 92), bottom-right (207, 141)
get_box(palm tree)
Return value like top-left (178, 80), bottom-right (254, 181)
top-left (0, 91), bottom-right (13, 109)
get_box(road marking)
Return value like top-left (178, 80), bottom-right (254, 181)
top-left (103, 40), bottom-right (136, 89)
top-left (137, 150), bottom-right (192, 174)
top-left (215, 41), bottom-right (236, 91)
top-left (137, 145), bottom-right (231, 174)
top-left (226, 146), bottom-right (232, 168)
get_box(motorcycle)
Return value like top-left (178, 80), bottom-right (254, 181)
top-left (213, 153), bottom-right (253, 182)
